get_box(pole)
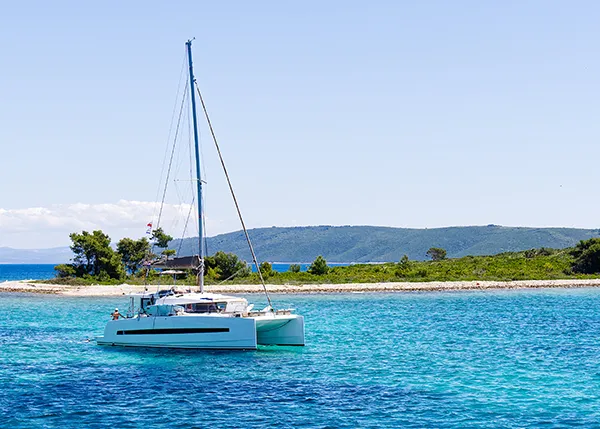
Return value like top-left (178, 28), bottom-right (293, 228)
top-left (186, 39), bottom-right (204, 293)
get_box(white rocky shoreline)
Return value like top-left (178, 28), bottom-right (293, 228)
top-left (2, 278), bottom-right (600, 296)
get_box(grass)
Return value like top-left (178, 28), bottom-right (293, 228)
top-left (41, 248), bottom-right (599, 286)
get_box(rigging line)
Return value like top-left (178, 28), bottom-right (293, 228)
top-left (217, 265), bottom-right (251, 284)
top-left (204, 218), bottom-right (209, 257)
top-left (178, 194), bottom-right (195, 256)
top-left (171, 180), bottom-right (186, 232)
top-left (202, 191), bottom-right (209, 257)
top-left (194, 82), bottom-right (274, 309)
top-left (199, 142), bottom-right (209, 255)
top-left (152, 50), bottom-right (188, 224)
top-left (156, 78), bottom-right (189, 235)
top-left (145, 51), bottom-right (187, 285)
top-left (170, 100), bottom-right (190, 187)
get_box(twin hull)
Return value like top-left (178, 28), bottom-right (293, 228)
top-left (97, 314), bottom-right (305, 350)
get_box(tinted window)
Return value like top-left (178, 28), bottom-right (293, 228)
top-left (184, 302), bottom-right (226, 313)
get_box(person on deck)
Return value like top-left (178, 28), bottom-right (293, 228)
top-left (111, 308), bottom-right (123, 320)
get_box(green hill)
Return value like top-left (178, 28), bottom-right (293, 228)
top-left (171, 225), bottom-right (600, 262)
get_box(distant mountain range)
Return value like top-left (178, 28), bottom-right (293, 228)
top-left (171, 225), bottom-right (600, 262)
top-left (2, 225), bottom-right (600, 264)
top-left (0, 246), bottom-right (72, 264)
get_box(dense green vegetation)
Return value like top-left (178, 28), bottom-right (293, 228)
top-left (214, 248), bottom-right (589, 285)
top-left (571, 238), bottom-right (600, 274)
top-left (116, 237), bottom-right (150, 275)
top-left (205, 251), bottom-right (251, 280)
top-left (173, 225), bottom-right (600, 262)
top-left (50, 229), bottom-right (600, 286)
top-left (54, 229), bottom-right (173, 283)
top-left (54, 231), bottom-right (125, 281)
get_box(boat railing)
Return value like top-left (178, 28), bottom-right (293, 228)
top-left (247, 309), bottom-right (293, 317)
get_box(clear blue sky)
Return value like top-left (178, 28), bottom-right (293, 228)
top-left (1, 1), bottom-right (599, 248)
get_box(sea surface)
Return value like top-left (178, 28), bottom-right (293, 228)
top-left (2, 288), bottom-right (600, 427)
top-left (0, 263), bottom-right (352, 282)
top-left (0, 264), bottom-right (56, 281)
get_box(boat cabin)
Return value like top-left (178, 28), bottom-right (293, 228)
top-left (126, 291), bottom-right (250, 318)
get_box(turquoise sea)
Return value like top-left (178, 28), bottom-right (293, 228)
top-left (2, 288), bottom-right (600, 427)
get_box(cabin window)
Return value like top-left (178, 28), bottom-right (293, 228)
top-left (141, 298), bottom-right (153, 310)
top-left (184, 302), bottom-right (227, 313)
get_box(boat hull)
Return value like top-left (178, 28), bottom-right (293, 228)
top-left (255, 314), bottom-right (305, 346)
top-left (97, 315), bottom-right (258, 350)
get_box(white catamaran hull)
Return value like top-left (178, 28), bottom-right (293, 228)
top-left (97, 313), bottom-right (304, 350)
top-left (255, 315), bottom-right (305, 346)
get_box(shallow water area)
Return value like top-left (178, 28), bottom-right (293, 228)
top-left (2, 289), bottom-right (600, 428)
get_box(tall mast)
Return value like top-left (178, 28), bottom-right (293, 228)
top-left (186, 39), bottom-right (205, 293)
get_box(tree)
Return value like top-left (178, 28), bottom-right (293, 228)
top-left (69, 230), bottom-right (125, 279)
top-left (308, 255), bottom-right (329, 275)
top-left (116, 237), bottom-right (151, 274)
top-left (151, 227), bottom-right (173, 250)
top-left (205, 251), bottom-right (250, 280)
top-left (288, 264), bottom-right (301, 273)
top-left (571, 238), bottom-right (600, 274)
top-left (259, 261), bottom-right (273, 277)
top-left (162, 249), bottom-right (176, 258)
top-left (426, 247), bottom-right (447, 261)
top-left (99, 252), bottom-right (127, 280)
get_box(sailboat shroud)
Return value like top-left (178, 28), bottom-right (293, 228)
top-left (96, 40), bottom-right (305, 350)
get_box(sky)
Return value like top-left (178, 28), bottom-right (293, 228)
top-left (1, 1), bottom-right (599, 248)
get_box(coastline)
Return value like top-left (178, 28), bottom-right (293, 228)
top-left (3, 278), bottom-right (600, 296)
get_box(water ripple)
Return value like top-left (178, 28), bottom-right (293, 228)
top-left (1, 290), bottom-right (600, 427)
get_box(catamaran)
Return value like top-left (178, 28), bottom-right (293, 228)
top-left (96, 40), bottom-right (304, 350)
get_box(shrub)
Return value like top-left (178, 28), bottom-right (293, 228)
top-left (524, 247), bottom-right (554, 259)
top-left (417, 269), bottom-right (428, 277)
top-left (54, 264), bottom-right (76, 278)
top-left (571, 238), bottom-right (600, 274)
top-left (395, 268), bottom-right (407, 278)
top-left (399, 255), bottom-right (410, 267)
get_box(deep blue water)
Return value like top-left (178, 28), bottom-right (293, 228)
top-left (0, 264), bottom-right (56, 281)
top-left (2, 288), bottom-right (600, 427)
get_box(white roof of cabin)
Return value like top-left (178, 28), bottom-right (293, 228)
top-left (156, 292), bottom-right (246, 306)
